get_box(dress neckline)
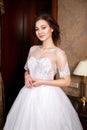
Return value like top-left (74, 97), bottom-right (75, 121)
top-left (38, 45), bottom-right (57, 51)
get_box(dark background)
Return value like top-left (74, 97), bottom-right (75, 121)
top-left (1, 0), bottom-right (58, 117)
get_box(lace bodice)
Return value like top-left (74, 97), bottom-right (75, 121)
top-left (26, 56), bottom-right (55, 80)
top-left (24, 45), bottom-right (70, 80)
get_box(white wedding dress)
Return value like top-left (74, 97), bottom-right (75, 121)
top-left (3, 45), bottom-right (83, 130)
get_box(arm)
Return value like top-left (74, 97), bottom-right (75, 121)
top-left (24, 47), bottom-right (34, 88)
top-left (32, 75), bottom-right (71, 88)
top-left (43, 75), bottom-right (71, 87)
top-left (24, 70), bottom-right (34, 88)
top-left (24, 70), bottom-right (30, 77)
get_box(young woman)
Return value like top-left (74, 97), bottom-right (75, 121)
top-left (4, 14), bottom-right (83, 130)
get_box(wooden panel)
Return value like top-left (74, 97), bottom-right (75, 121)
top-left (1, 0), bottom-right (24, 116)
top-left (52, 0), bottom-right (58, 20)
top-left (1, 0), bottom-right (56, 117)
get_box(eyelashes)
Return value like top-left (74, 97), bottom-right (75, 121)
top-left (42, 26), bottom-right (46, 29)
top-left (35, 28), bottom-right (38, 31)
top-left (35, 26), bottom-right (47, 31)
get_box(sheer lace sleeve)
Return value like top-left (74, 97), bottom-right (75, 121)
top-left (24, 49), bottom-right (31, 70)
top-left (24, 46), bottom-right (37, 70)
top-left (56, 50), bottom-right (70, 78)
top-left (24, 52), bottom-right (30, 70)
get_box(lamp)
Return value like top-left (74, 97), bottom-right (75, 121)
top-left (73, 60), bottom-right (87, 106)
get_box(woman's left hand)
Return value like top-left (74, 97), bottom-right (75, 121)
top-left (32, 79), bottom-right (43, 87)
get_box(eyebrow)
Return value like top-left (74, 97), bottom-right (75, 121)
top-left (35, 25), bottom-right (47, 28)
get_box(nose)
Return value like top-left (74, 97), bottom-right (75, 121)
top-left (38, 29), bottom-right (42, 34)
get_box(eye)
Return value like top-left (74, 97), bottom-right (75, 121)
top-left (35, 28), bottom-right (39, 31)
top-left (42, 26), bottom-right (46, 30)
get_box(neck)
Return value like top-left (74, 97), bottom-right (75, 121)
top-left (41, 40), bottom-right (56, 49)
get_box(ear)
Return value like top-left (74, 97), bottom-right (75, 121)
top-left (51, 28), bottom-right (54, 32)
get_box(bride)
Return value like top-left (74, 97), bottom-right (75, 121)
top-left (3, 13), bottom-right (83, 130)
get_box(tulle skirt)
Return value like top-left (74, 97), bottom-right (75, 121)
top-left (3, 85), bottom-right (83, 130)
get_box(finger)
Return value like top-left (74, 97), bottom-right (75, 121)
top-left (25, 81), bottom-right (32, 88)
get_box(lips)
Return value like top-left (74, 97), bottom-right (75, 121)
top-left (39, 35), bottom-right (45, 38)
top-left (38, 35), bottom-right (46, 40)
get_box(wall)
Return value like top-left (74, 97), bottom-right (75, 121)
top-left (58, 0), bottom-right (87, 97)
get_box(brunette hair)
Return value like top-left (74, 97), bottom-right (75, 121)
top-left (33, 13), bottom-right (61, 46)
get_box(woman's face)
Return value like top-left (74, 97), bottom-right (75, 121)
top-left (35, 19), bottom-right (53, 42)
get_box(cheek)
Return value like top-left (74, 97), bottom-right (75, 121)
top-left (35, 31), bottom-right (38, 37)
top-left (46, 28), bottom-right (52, 34)
top-left (47, 30), bottom-right (52, 37)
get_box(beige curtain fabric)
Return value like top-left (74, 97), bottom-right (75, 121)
top-left (0, 0), bottom-right (5, 15)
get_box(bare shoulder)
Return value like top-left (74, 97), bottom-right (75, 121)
top-left (30, 45), bottom-right (39, 51)
top-left (55, 47), bottom-right (65, 55)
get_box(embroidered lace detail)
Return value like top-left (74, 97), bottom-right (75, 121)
top-left (27, 56), bottom-right (54, 80)
top-left (59, 63), bottom-right (70, 78)
top-left (24, 46), bottom-right (70, 79)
